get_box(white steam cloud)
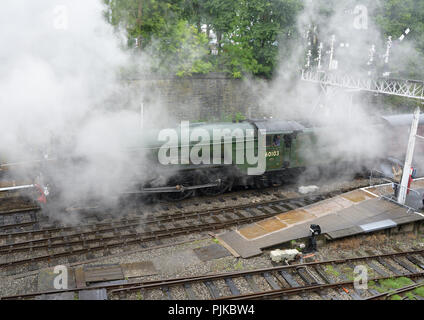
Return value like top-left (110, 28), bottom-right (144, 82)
top-left (247, 0), bottom-right (422, 180)
top-left (0, 1), bottom-right (148, 214)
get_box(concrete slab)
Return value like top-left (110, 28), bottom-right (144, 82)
top-left (121, 261), bottom-right (157, 278)
top-left (152, 249), bottom-right (202, 274)
top-left (218, 183), bottom-right (424, 258)
top-left (276, 209), bottom-right (313, 224)
top-left (37, 267), bottom-right (75, 291)
top-left (341, 189), bottom-right (377, 203)
top-left (36, 292), bottom-right (75, 300)
top-left (303, 198), bottom-right (347, 217)
top-left (217, 232), bottom-right (260, 258)
top-left (333, 196), bottom-right (356, 208)
top-left (360, 219), bottom-right (397, 232)
top-left (239, 224), bottom-right (268, 239)
top-left (74, 267), bottom-right (85, 288)
top-left (193, 243), bottom-right (231, 262)
top-left (326, 226), bottom-right (364, 240)
top-left (257, 218), bottom-right (287, 233)
top-left (84, 264), bottom-right (124, 283)
top-left (79, 289), bottom-right (107, 300)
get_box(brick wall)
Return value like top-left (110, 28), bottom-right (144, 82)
top-left (128, 72), bottom-right (263, 123)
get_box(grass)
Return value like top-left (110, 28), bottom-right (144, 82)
top-left (341, 266), bottom-right (354, 281)
top-left (370, 277), bottom-right (415, 294)
top-left (211, 258), bottom-right (244, 272)
top-left (413, 286), bottom-right (424, 298)
top-left (234, 260), bottom-right (244, 271)
top-left (325, 265), bottom-right (340, 277)
top-left (405, 292), bottom-right (416, 300)
top-left (136, 292), bottom-right (143, 300)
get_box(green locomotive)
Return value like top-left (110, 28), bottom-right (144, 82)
top-left (124, 117), bottom-right (382, 201)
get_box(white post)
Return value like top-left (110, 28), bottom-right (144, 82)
top-left (140, 102), bottom-right (144, 129)
top-left (397, 107), bottom-right (420, 205)
top-left (329, 35), bottom-right (335, 70)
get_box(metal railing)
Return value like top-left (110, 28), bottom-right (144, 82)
top-left (368, 169), bottom-right (422, 213)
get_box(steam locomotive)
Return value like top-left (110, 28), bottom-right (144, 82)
top-left (1, 113), bottom-right (423, 204)
top-left (128, 113), bottom-right (424, 201)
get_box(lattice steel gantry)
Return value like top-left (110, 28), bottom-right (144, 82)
top-left (301, 70), bottom-right (424, 101)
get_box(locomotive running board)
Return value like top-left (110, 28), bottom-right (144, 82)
top-left (122, 181), bottom-right (221, 194)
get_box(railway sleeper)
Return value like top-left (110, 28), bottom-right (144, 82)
top-left (224, 278), bottom-right (241, 296)
top-left (257, 207), bottom-right (272, 215)
top-left (232, 211), bottom-right (246, 219)
top-left (204, 281), bottom-right (221, 299)
top-left (296, 267), bottom-right (318, 285)
top-left (243, 275), bottom-right (260, 293)
top-left (392, 256), bottom-right (419, 274)
top-left (258, 273), bottom-right (277, 292)
top-left (366, 260), bottom-right (389, 277)
top-left (347, 261), bottom-right (380, 296)
top-left (161, 286), bottom-right (173, 300)
top-left (244, 208), bottom-right (258, 217)
top-left (406, 255), bottom-right (424, 270)
top-left (377, 258), bottom-right (406, 276)
top-left (280, 203), bottom-right (299, 211)
top-left (313, 265), bottom-right (332, 284)
top-left (278, 270), bottom-right (300, 288)
top-left (6, 234), bottom-right (13, 245)
top-left (330, 264), bottom-right (363, 300)
top-left (85, 252), bottom-right (95, 260)
top-left (183, 283), bottom-right (198, 300)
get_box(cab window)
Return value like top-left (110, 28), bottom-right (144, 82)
top-left (266, 135), bottom-right (281, 147)
top-left (266, 135), bottom-right (272, 146)
top-left (284, 134), bottom-right (292, 148)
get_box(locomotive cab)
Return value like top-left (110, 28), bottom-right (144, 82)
top-left (250, 119), bottom-right (305, 172)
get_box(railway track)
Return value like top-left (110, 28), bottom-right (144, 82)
top-left (365, 280), bottom-right (424, 300)
top-left (2, 249), bottom-right (424, 300)
top-left (0, 176), bottom-right (374, 231)
top-left (0, 207), bottom-right (40, 233)
top-left (0, 191), bottom-right (340, 274)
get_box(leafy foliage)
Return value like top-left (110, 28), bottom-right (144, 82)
top-left (104, 0), bottom-right (424, 79)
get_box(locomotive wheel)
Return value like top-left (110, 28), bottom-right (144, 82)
top-left (197, 170), bottom-right (232, 196)
top-left (161, 175), bottom-right (195, 201)
top-left (254, 176), bottom-right (269, 189)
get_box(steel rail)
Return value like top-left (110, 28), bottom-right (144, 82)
top-left (0, 211), bottom-right (295, 267)
top-left (107, 249), bottom-right (424, 294)
top-left (0, 207), bottom-right (39, 216)
top-left (218, 273), bottom-right (424, 300)
top-left (2, 249), bottom-right (424, 300)
top-left (365, 280), bottom-right (424, 300)
top-left (0, 192), bottom-right (330, 254)
top-left (0, 190), bottom-right (329, 241)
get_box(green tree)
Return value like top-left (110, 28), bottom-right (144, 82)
top-left (150, 20), bottom-right (213, 76)
top-left (224, 0), bottom-right (303, 78)
top-left (105, 0), bottom-right (212, 76)
top-left (374, 0), bottom-right (424, 79)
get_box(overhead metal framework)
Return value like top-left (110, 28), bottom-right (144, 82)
top-left (301, 70), bottom-right (424, 100)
